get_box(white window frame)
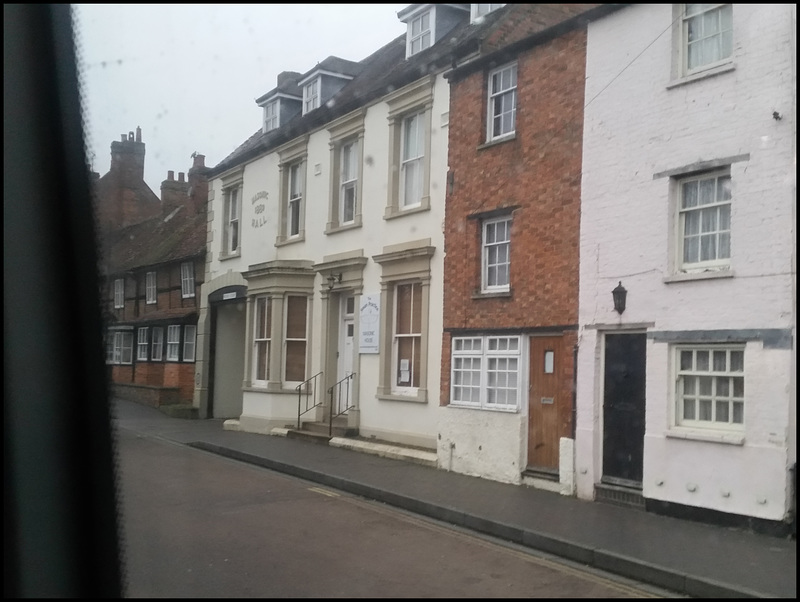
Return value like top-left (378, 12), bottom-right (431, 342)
top-left (407, 9), bottom-right (432, 58)
top-left (681, 4), bottom-right (733, 76)
top-left (253, 296), bottom-right (272, 385)
top-left (482, 216), bottom-right (511, 292)
top-left (471, 4), bottom-right (504, 22)
top-left (151, 327), bottom-right (164, 361)
top-left (183, 325), bottom-right (196, 362)
top-left (677, 170), bottom-right (731, 272)
top-left (113, 278), bottom-right (124, 309)
top-left (137, 327), bottom-right (149, 361)
top-left (303, 78), bottom-right (320, 114)
top-left (166, 325), bottom-right (181, 361)
top-left (283, 295), bottom-right (308, 384)
top-left (339, 140), bottom-right (358, 225)
top-left (180, 262), bottom-right (195, 298)
top-left (392, 282), bottom-right (423, 394)
top-left (400, 112), bottom-right (424, 209)
top-left (109, 331), bottom-right (133, 365)
top-left (145, 271), bottom-right (157, 304)
top-left (487, 62), bottom-right (517, 142)
top-left (224, 186), bottom-right (241, 256)
top-left (674, 345), bottom-right (744, 431)
top-left (287, 162), bottom-right (303, 238)
top-left (263, 99), bottom-right (278, 132)
top-left (451, 335), bottom-right (521, 411)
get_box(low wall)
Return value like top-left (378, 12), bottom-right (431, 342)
top-left (113, 383), bottom-right (181, 408)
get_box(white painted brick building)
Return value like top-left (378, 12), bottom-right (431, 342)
top-left (576, 4), bottom-right (796, 531)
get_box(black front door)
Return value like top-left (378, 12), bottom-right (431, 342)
top-left (602, 333), bottom-right (646, 486)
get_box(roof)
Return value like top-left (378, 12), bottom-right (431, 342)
top-left (256, 71), bottom-right (302, 105)
top-left (100, 205), bottom-right (206, 275)
top-left (210, 5), bottom-right (514, 176)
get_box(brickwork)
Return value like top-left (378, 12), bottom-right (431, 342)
top-left (443, 29), bottom-right (586, 333)
top-left (482, 4), bottom-right (599, 54)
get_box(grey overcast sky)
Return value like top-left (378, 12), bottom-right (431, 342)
top-left (74, 4), bottom-right (408, 194)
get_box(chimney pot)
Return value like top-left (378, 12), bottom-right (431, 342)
top-left (128, 131), bottom-right (134, 141)
top-left (121, 134), bottom-right (127, 142)
top-left (135, 126), bottom-right (142, 142)
top-left (168, 170), bottom-right (174, 181)
top-left (178, 172), bottom-right (185, 182)
top-left (193, 154), bottom-right (205, 168)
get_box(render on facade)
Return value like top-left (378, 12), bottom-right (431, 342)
top-left (576, 3), bottom-right (796, 532)
top-left (194, 4), bottom-right (501, 445)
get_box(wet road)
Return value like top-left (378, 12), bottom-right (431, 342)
top-left (116, 427), bottom-right (675, 598)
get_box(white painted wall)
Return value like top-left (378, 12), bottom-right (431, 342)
top-left (577, 4), bottom-right (796, 521)
top-left (203, 73), bottom-right (451, 450)
top-left (437, 405), bottom-right (527, 484)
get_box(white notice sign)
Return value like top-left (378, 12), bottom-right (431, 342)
top-left (359, 294), bottom-right (380, 354)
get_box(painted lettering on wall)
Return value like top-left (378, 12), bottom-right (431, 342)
top-left (251, 191), bottom-right (268, 228)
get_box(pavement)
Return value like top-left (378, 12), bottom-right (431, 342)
top-left (112, 398), bottom-right (796, 598)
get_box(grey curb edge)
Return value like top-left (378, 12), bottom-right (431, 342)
top-left (188, 441), bottom-right (765, 599)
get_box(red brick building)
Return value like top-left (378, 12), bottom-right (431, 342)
top-left (95, 129), bottom-right (209, 408)
top-left (438, 4), bottom-right (613, 488)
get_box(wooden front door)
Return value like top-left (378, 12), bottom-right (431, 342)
top-left (602, 333), bottom-right (646, 486)
top-left (528, 336), bottom-right (564, 470)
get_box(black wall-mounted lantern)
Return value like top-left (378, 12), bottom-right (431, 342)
top-left (612, 281), bottom-right (627, 314)
top-left (326, 272), bottom-right (342, 291)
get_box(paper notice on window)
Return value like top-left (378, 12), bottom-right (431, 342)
top-left (400, 359), bottom-right (410, 371)
top-left (400, 370), bottom-right (410, 384)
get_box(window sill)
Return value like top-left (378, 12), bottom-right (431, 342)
top-left (384, 201), bottom-right (430, 221)
top-left (667, 62), bottom-right (735, 90)
top-left (665, 427), bottom-right (744, 445)
top-left (448, 402), bottom-right (519, 414)
top-left (663, 269), bottom-right (734, 284)
top-left (243, 385), bottom-right (301, 395)
top-left (220, 251), bottom-right (241, 262)
top-left (275, 234), bottom-right (305, 247)
top-left (471, 289), bottom-right (512, 300)
top-left (478, 133), bottom-right (516, 150)
top-left (325, 219), bottom-right (362, 235)
top-left (377, 390), bottom-right (428, 404)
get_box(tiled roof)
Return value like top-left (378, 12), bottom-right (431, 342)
top-left (117, 307), bottom-right (198, 325)
top-left (210, 5), bottom-right (514, 175)
top-left (100, 205), bottom-right (205, 275)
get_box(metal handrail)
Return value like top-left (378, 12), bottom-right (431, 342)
top-left (328, 372), bottom-right (355, 438)
top-left (296, 371), bottom-right (323, 430)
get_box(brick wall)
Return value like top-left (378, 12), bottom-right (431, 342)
top-left (443, 29), bottom-right (586, 332)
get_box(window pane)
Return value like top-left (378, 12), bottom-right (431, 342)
top-left (286, 296), bottom-right (307, 339)
top-left (699, 399), bottom-right (712, 420)
top-left (732, 376), bottom-right (744, 397)
top-left (730, 350), bottom-right (743, 372)
top-left (285, 341), bottom-right (306, 381)
top-left (255, 341), bottom-right (269, 381)
top-left (713, 350), bottom-right (727, 372)
top-left (683, 375), bottom-right (696, 395)
top-left (698, 375), bottom-right (712, 395)
top-left (715, 401), bottom-right (729, 423)
top-left (683, 398), bottom-right (696, 420)
top-left (680, 350), bottom-right (693, 371)
top-left (682, 181), bottom-right (698, 208)
top-left (396, 284), bottom-right (412, 334)
top-left (696, 350), bottom-right (709, 371)
top-left (717, 377), bottom-right (729, 397)
top-left (732, 401), bottom-right (743, 424)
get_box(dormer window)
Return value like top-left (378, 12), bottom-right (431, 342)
top-left (263, 100), bottom-right (278, 133)
top-left (303, 78), bottom-right (320, 114)
top-left (407, 10), bottom-right (432, 57)
top-left (470, 4), bottom-right (504, 23)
